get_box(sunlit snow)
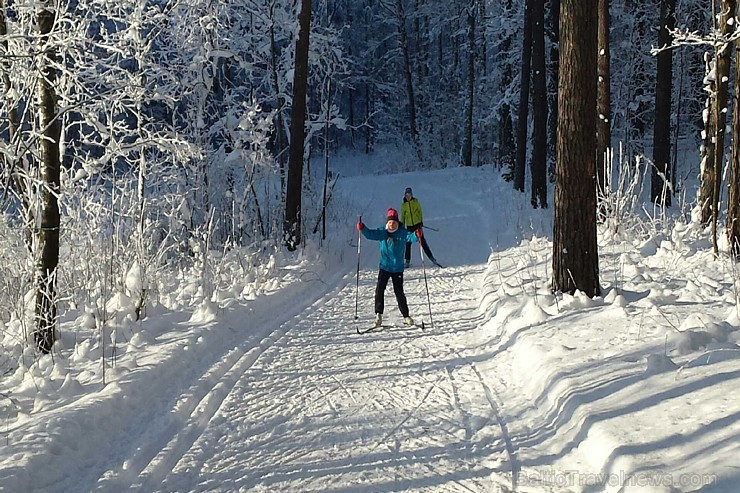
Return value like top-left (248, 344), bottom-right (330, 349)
top-left (1, 154), bottom-right (737, 493)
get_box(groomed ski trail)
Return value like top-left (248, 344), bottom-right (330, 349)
top-left (141, 169), bottom-right (529, 492)
top-left (77, 266), bottom-right (356, 493)
top-left (150, 259), bottom-right (519, 492)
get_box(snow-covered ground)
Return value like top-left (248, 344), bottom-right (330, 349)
top-left (1, 160), bottom-right (739, 492)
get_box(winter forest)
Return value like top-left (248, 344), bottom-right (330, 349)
top-left (4, 0), bottom-right (733, 352)
top-left (4, 0), bottom-right (740, 489)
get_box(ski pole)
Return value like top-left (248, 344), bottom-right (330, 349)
top-left (417, 232), bottom-right (434, 329)
top-left (355, 215), bottom-right (362, 321)
top-left (422, 225), bottom-right (439, 232)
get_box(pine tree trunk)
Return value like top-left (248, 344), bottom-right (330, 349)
top-left (479, 0), bottom-right (487, 77)
top-left (547, 0), bottom-right (560, 177)
top-left (514, 0), bottom-right (533, 192)
top-left (34, 3), bottom-right (62, 353)
top-left (396, 0), bottom-right (420, 157)
top-left (701, 0), bottom-right (735, 243)
top-left (364, 4), bottom-right (374, 155)
top-left (530, 0), bottom-right (547, 208)
top-left (284, 0), bottom-right (312, 251)
top-left (552, 0), bottom-right (599, 297)
top-left (700, 53), bottom-right (718, 225)
top-left (651, 0), bottom-right (675, 206)
top-left (712, 0), bottom-right (736, 252)
top-left (462, 5), bottom-right (475, 167)
top-left (729, 32), bottom-right (740, 257)
top-left (499, 0), bottom-right (515, 175)
top-left (365, 80), bottom-right (373, 154)
top-left (597, 0), bottom-right (612, 207)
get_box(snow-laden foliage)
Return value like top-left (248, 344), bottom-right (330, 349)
top-left (0, 0), bottom-right (349, 366)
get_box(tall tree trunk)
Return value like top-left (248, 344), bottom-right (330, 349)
top-left (284, 0), bottom-right (312, 251)
top-left (712, 0), bottom-right (736, 253)
top-left (531, 0), bottom-right (547, 208)
top-left (499, 0), bottom-right (516, 175)
top-left (347, 28), bottom-right (356, 149)
top-left (321, 79), bottom-right (331, 240)
top-left (462, 4), bottom-right (475, 167)
top-left (729, 22), bottom-right (740, 257)
top-left (364, 4), bottom-right (374, 155)
top-left (0, 4), bottom-right (14, 144)
top-left (597, 0), bottom-right (611, 208)
top-left (700, 53), bottom-right (718, 225)
top-left (701, 0), bottom-right (735, 249)
top-left (365, 81), bottom-right (373, 154)
top-left (35, 3), bottom-right (62, 353)
top-left (552, 0), bottom-right (599, 297)
top-left (396, 0), bottom-right (420, 157)
top-left (547, 0), bottom-right (560, 177)
top-left (479, 0), bottom-right (487, 77)
top-left (651, 0), bottom-right (675, 206)
top-left (514, 0), bottom-right (534, 191)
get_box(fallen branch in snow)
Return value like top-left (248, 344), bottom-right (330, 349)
top-left (675, 347), bottom-right (740, 379)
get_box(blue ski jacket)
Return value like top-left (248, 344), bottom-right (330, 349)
top-left (361, 225), bottom-right (418, 273)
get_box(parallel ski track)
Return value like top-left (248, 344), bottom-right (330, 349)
top-left (103, 178), bottom-right (519, 492)
top-left (405, 262), bottom-right (521, 493)
top-left (90, 267), bottom-right (353, 492)
top-left (148, 261), bottom-right (516, 492)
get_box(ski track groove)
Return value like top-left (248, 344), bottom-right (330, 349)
top-left (407, 257), bottom-right (520, 493)
top-left (90, 268), bottom-right (354, 492)
top-left (151, 185), bottom-right (518, 491)
top-left (443, 338), bottom-right (520, 493)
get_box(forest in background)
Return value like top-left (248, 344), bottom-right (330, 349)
top-left (0, 0), bottom-right (733, 356)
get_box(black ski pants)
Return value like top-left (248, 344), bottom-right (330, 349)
top-left (374, 269), bottom-right (409, 317)
top-left (405, 223), bottom-right (434, 262)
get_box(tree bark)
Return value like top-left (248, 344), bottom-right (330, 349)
top-left (530, 0), bottom-right (547, 207)
top-left (547, 0), bottom-right (560, 177)
top-left (711, 0), bottom-right (736, 253)
top-left (462, 4), bottom-right (475, 167)
top-left (479, 0), bottom-right (487, 77)
top-left (499, 0), bottom-right (516, 175)
top-left (728, 9), bottom-right (740, 257)
top-left (396, 0), bottom-right (420, 157)
top-left (35, 3), bottom-right (62, 353)
top-left (284, 0), bottom-right (312, 251)
top-left (700, 52), bottom-right (718, 226)
top-left (552, 0), bottom-right (599, 297)
top-left (701, 0), bottom-right (735, 252)
top-left (651, 0), bottom-right (675, 206)
top-left (597, 0), bottom-right (611, 207)
top-left (514, 0), bottom-right (533, 191)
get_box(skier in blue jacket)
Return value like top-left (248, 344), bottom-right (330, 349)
top-left (357, 207), bottom-right (422, 328)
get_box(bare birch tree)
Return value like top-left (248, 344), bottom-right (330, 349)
top-left (34, 2), bottom-right (62, 353)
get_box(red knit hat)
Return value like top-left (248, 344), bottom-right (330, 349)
top-left (386, 208), bottom-right (399, 222)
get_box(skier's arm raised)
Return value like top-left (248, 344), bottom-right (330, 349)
top-left (359, 224), bottom-right (388, 241)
